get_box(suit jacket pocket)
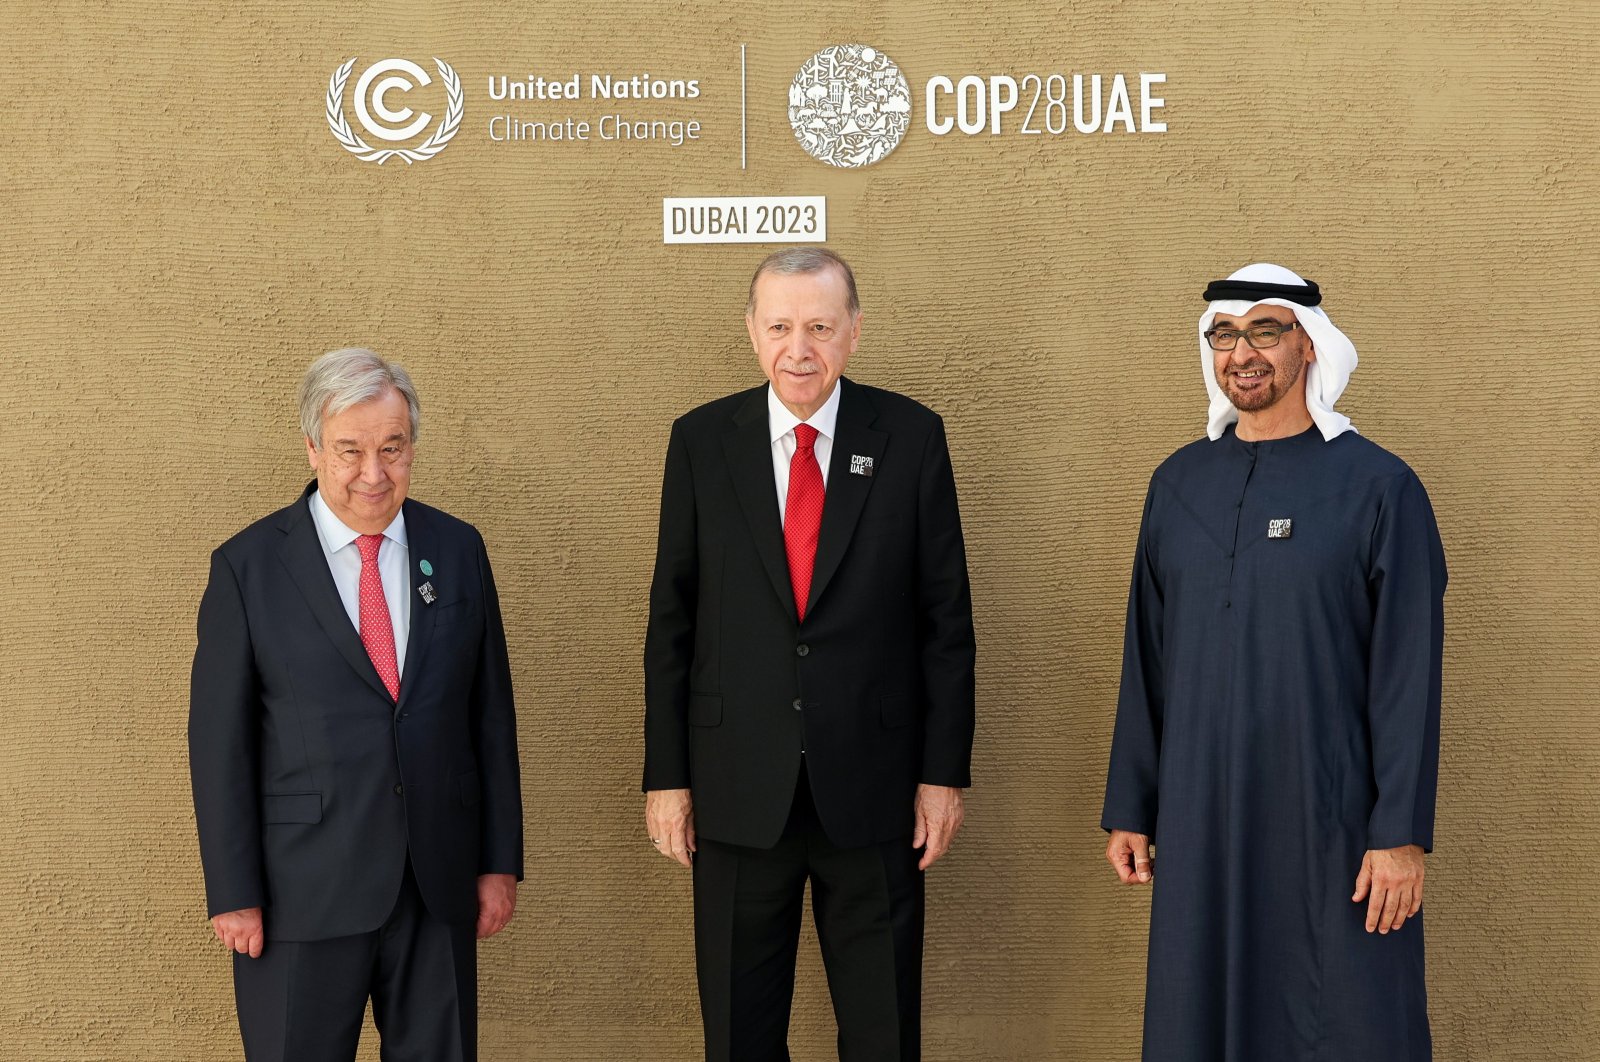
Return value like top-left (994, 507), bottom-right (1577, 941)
top-left (458, 770), bottom-right (480, 807)
top-left (262, 792), bottom-right (322, 824)
top-left (432, 600), bottom-right (475, 629)
top-left (688, 693), bottom-right (722, 727)
top-left (880, 693), bottom-right (913, 728)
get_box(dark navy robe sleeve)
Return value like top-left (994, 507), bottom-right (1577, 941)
top-left (1364, 470), bottom-right (1447, 852)
top-left (1101, 481), bottom-right (1165, 837)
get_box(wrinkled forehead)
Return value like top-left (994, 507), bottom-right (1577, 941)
top-left (1209, 302), bottom-right (1300, 328)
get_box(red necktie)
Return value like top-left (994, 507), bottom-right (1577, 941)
top-left (784, 423), bottom-right (825, 622)
top-left (356, 534), bottom-right (401, 700)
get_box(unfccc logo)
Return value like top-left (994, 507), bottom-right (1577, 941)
top-left (788, 44), bottom-right (912, 168)
top-left (326, 57), bottom-right (463, 164)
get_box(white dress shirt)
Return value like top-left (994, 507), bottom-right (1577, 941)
top-left (309, 490), bottom-right (411, 676)
top-left (768, 381), bottom-right (840, 522)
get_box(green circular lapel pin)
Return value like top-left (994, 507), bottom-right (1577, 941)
top-left (420, 559), bottom-right (434, 576)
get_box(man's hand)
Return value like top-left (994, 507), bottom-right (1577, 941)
top-left (1352, 845), bottom-right (1425, 934)
top-left (645, 788), bottom-right (696, 869)
top-left (912, 784), bottom-right (965, 871)
top-left (476, 873), bottom-right (517, 939)
top-left (1106, 830), bottom-right (1154, 885)
top-left (211, 907), bottom-right (264, 958)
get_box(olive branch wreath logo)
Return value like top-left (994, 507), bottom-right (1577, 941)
top-left (326, 57), bottom-right (464, 164)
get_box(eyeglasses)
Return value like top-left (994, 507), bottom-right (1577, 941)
top-left (1204, 320), bottom-right (1301, 351)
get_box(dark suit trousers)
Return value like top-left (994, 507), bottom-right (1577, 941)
top-left (694, 765), bottom-right (925, 1062)
top-left (233, 862), bottom-right (476, 1062)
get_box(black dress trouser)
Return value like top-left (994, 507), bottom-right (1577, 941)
top-left (233, 861), bottom-right (477, 1062)
top-left (693, 764), bottom-right (926, 1062)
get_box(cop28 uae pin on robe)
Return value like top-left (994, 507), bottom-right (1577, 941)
top-left (418, 582), bottom-right (437, 604)
top-left (1267, 519), bottom-right (1293, 539)
top-left (849, 454), bottom-right (874, 477)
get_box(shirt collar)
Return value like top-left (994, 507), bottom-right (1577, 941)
top-left (766, 380), bottom-right (842, 445)
top-left (310, 489), bottom-right (408, 554)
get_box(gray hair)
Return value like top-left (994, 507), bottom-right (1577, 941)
top-left (299, 348), bottom-right (421, 449)
top-left (746, 247), bottom-right (860, 316)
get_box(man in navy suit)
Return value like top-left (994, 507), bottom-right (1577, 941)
top-left (189, 348), bottom-right (523, 1061)
top-left (643, 249), bottom-right (976, 1060)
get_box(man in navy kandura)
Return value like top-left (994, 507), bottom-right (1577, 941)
top-left (1102, 264), bottom-right (1446, 1061)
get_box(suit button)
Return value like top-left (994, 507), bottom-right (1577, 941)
top-left (394, 784), bottom-right (404, 796)
top-left (793, 699), bottom-right (803, 711)
top-left (796, 644), bottom-right (809, 657)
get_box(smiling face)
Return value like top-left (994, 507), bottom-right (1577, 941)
top-left (1211, 304), bottom-right (1316, 415)
top-left (305, 387), bottom-right (415, 534)
top-left (746, 265), bottom-right (861, 420)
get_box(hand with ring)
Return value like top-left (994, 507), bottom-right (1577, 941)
top-left (644, 788), bottom-right (696, 869)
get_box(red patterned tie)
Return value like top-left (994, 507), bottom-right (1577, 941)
top-left (356, 534), bottom-right (400, 700)
top-left (784, 423), bottom-right (826, 622)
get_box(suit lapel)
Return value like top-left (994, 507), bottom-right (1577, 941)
top-left (395, 499), bottom-right (437, 713)
top-left (808, 379), bottom-right (886, 619)
top-left (276, 489), bottom-right (393, 702)
top-left (722, 388), bottom-right (798, 619)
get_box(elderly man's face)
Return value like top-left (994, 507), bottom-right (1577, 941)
top-left (746, 266), bottom-right (860, 420)
top-left (1211, 304), bottom-right (1316, 414)
top-left (305, 387), bottom-right (414, 534)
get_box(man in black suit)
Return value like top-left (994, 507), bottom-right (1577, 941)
top-left (189, 348), bottom-right (523, 1061)
top-left (643, 248), bottom-right (976, 1061)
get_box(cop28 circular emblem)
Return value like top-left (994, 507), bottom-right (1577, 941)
top-left (326, 57), bottom-right (464, 165)
top-left (788, 44), bottom-right (912, 168)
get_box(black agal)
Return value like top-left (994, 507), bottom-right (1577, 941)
top-left (1202, 277), bottom-right (1322, 306)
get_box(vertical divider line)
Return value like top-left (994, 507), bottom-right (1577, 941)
top-left (741, 45), bottom-right (747, 171)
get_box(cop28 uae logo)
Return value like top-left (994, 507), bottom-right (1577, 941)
top-left (788, 44), bottom-right (912, 168)
top-left (326, 57), bottom-right (463, 164)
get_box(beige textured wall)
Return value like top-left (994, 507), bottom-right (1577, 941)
top-left (2, 1), bottom-right (1596, 1059)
